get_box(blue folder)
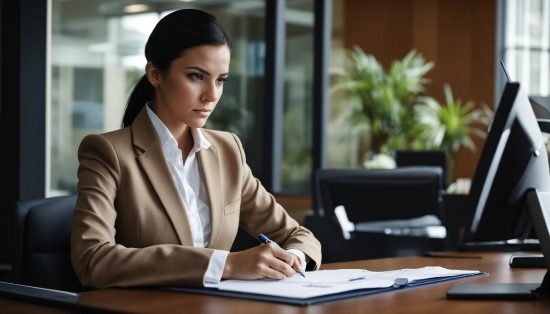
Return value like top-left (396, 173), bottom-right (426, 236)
top-left (159, 272), bottom-right (487, 306)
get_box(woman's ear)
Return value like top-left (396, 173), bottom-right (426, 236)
top-left (145, 62), bottom-right (161, 87)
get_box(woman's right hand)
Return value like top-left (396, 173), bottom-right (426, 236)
top-left (222, 244), bottom-right (302, 280)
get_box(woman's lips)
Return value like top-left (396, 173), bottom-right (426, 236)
top-left (193, 109), bottom-right (211, 117)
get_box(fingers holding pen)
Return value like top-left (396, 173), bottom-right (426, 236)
top-left (222, 243), bottom-right (299, 280)
top-left (271, 246), bottom-right (303, 274)
top-left (257, 233), bottom-right (304, 276)
top-left (268, 245), bottom-right (301, 277)
top-left (288, 253), bottom-right (304, 274)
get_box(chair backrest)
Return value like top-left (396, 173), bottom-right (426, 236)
top-left (12, 195), bottom-right (82, 292)
top-left (395, 150), bottom-right (447, 187)
top-left (314, 167), bottom-right (444, 222)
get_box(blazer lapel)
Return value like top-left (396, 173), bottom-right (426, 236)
top-left (132, 107), bottom-right (194, 246)
top-left (197, 142), bottom-right (224, 249)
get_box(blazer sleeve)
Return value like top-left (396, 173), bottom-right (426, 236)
top-left (71, 134), bottom-right (215, 289)
top-left (230, 134), bottom-right (322, 270)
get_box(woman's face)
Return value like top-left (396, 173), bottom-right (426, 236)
top-left (147, 44), bottom-right (230, 129)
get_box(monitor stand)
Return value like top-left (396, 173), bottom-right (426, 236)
top-left (509, 252), bottom-right (546, 268)
top-left (447, 272), bottom-right (550, 300)
top-left (448, 189), bottom-right (550, 300)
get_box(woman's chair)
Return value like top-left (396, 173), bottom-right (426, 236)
top-left (12, 194), bottom-right (259, 292)
top-left (12, 195), bottom-right (82, 292)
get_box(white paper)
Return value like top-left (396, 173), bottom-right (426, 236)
top-left (212, 267), bottom-right (481, 299)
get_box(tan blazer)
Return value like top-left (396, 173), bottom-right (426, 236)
top-left (71, 107), bottom-right (321, 289)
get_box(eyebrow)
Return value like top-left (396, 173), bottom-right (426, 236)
top-left (186, 66), bottom-right (229, 77)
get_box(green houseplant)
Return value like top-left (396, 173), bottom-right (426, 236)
top-left (412, 84), bottom-right (493, 184)
top-left (332, 47), bottom-right (493, 184)
top-left (332, 47), bottom-right (435, 154)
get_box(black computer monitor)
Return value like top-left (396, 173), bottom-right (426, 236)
top-left (464, 81), bottom-right (550, 243)
top-left (446, 81), bottom-right (550, 300)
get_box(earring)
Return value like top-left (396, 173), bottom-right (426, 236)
top-left (155, 83), bottom-right (160, 87)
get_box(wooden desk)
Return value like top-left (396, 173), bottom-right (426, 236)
top-left (1, 252), bottom-right (548, 313)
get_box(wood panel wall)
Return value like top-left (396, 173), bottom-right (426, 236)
top-left (343, 0), bottom-right (497, 180)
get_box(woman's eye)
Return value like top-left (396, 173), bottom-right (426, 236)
top-left (217, 77), bottom-right (228, 84)
top-left (189, 73), bottom-right (203, 81)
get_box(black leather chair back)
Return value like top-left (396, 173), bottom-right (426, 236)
top-left (395, 150), bottom-right (448, 187)
top-left (315, 166), bottom-right (444, 221)
top-left (13, 195), bottom-right (82, 292)
top-left (307, 166), bottom-right (446, 263)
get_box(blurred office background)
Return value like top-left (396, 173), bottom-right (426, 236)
top-left (47, 0), bottom-right (316, 195)
top-left (1, 0), bottom-right (549, 267)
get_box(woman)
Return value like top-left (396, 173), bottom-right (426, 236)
top-left (71, 9), bottom-right (321, 289)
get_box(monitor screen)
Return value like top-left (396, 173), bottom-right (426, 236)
top-left (465, 82), bottom-right (550, 242)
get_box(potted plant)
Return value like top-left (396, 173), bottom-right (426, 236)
top-left (331, 47), bottom-right (435, 155)
top-left (411, 84), bottom-right (494, 185)
top-left (331, 47), bottom-right (493, 183)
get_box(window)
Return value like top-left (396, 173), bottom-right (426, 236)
top-left (498, 0), bottom-right (550, 168)
top-left (501, 0), bottom-right (549, 96)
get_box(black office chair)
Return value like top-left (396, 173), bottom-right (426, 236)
top-left (305, 167), bottom-right (447, 263)
top-left (12, 195), bottom-right (82, 292)
top-left (11, 194), bottom-right (258, 292)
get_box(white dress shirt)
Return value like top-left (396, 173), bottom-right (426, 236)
top-left (146, 103), bottom-right (305, 284)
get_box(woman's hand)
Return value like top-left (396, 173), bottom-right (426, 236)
top-left (222, 244), bottom-right (303, 280)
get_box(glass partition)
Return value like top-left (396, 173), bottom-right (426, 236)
top-left (281, 0), bottom-right (314, 192)
top-left (326, 0), bottom-right (365, 169)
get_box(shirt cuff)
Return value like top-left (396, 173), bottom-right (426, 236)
top-left (286, 248), bottom-right (307, 271)
top-left (204, 250), bottom-right (229, 285)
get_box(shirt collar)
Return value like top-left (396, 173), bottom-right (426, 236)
top-left (191, 127), bottom-right (212, 151)
top-left (146, 102), bottom-right (211, 151)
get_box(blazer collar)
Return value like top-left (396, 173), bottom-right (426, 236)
top-left (131, 107), bottom-right (194, 246)
top-left (132, 106), bottom-right (161, 152)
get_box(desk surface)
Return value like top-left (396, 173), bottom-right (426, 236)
top-left (1, 252), bottom-right (549, 313)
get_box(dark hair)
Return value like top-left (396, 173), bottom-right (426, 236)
top-left (122, 9), bottom-right (232, 127)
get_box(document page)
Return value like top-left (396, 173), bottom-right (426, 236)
top-left (212, 267), bottom-right (481, 299)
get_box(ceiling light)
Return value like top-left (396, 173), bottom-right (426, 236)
top-left (123, 4), bottom-right (150, 14)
